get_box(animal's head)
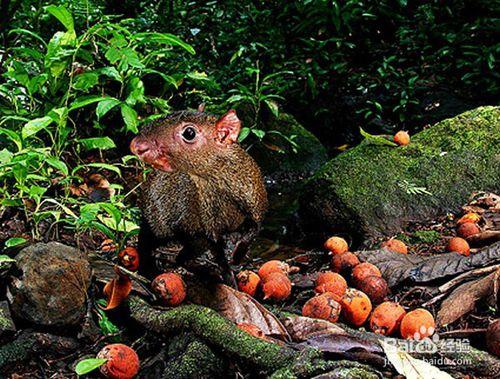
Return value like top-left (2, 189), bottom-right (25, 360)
top-left (130, 105), bottom-right (241, 174)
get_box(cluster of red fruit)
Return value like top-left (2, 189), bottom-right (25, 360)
top-left (447, 212), bottom-right (482, 256)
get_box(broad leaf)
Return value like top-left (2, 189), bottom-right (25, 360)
top-left (4, 237), bottom-right (27, 248)
top-left (79, 137), bottom-right (116, 150)
top-left (133, 32), bottom-right (195, 55)
top-left (96, 98), bottom-right (121, 119)
top-left (121, 104), bottom-right (138, 133)
top-left (46, 5), bottom-right (74, 32)
top-left (75, 358), bottom-right (107, 375)
top-left (22, 116), bottom-right (53, 139)
top-left (69, 96), bottom-right (108, 111)
top-left (46, 156), bottom-right (69, 175)
top-left (360, 128), bottom-right (398, 147)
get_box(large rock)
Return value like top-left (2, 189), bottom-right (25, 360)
top-left (8, 242), bottom-right (91, 327)
top-left (251, 113), bottom-right (328, 185)
top-left (300, 106), bottom-right (500, 242)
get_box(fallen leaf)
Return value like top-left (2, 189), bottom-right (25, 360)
top-left (437, 269), bottom-right (499, 327)
top-left (357, 241), bottom-right (500, 287)
top-left (298, 333), bottom-right (383, 355)
top-left (188, 283), bottom-right (291, 341)
top-left (281, 314), bottom-right (348, 341)
top-left (101, 274), bottom-right (132, 310)
top-left (381, 339), bottom-right (453, 379)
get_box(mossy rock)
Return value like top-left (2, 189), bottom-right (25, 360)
top-left (250, 113), bottom-right (328, 184)
top-left (299, 106), bottom-right (500, 242)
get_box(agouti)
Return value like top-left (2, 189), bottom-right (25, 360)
top-left (130, 107), bottom-right (268, 282)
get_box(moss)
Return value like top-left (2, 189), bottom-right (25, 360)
top-left (412, 230), bottom-right (441, 244)
top-left (301, 106), bottom-right (500, 240)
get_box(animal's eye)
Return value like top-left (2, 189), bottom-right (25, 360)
top-left (181, 126), bottom-right (197, 142)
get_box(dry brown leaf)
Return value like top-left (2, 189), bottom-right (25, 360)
top-left (188, 283), bottom-right (291, 341)
top-left (281, 314), bottom-right (348, 341)
top-left (101, 274), bottom-right (132, 310)
top-left (437, 269), bottom-right (499, 327)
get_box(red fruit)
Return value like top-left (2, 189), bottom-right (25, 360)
top-left (400, 309), bottom-right (435, 340)
top-left (356, 275), bottom-right (389, 304)
top-left (315, 272), bottom-right (347, 301)
top-left (457, 223), bottom-right (480, 238)
top-left (351, 262), bottom-right (382, 286)
top-left (340, 288), bottom-right (372, 326)
top-left (118, 247), bottom-right (140, 271)
top-left (151, 273), bottom-right (186, 306)
top-left (262, 272), bottom-right (291, 301)
top-left (457, 212), bottom-right (481, 225)
top-left (97, 344), bottom-right (139, 379)
top-left (324, 237), bottom-right (349, 255)
top-left (370, 302), bottom-right (406, 336)
top-left (302, 293), bottom-right (342, 323)
top-left (331, 252), bottom-right (360, 276)
top-left (446, 237), bottom-right (470, 256)
top-left (237, 270), bottom-right (261, 297)
top-left (394, 131), bottom-right (410, 146)
top-left (381, 239), bottom-right (408, 254)
top-left (258, 260), bottom-right (294, 280)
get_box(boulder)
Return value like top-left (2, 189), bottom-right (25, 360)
top-left (251, 113), bottom-right (328, 186)
top-left (8, 242), bottom-right (91, 327)
top-left (299, 106), bottom-right (500, 242)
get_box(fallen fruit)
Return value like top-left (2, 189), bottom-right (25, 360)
top-left (356, 275), bottom-right (389, 304)
top-left (457, 212), bottom-right (481, 225)
top-left (324, 236), bottom-right (349, 255)
top-left (97, 344), bottom-right (139, 379)
top-left (340, 288), bottom-right (372, 326)
top-left (315, 272), bottom-right (347, 301)
top-left (118, 247), bottom-right (140, 271)
top-left (370, 302), bottom-right (406, 336)
top-left (331, 252), bottom-right (360, 276)
top-left (400, 308), bottom-right (435, 340)
top-left (457, 223), bottom-right (480, 238)
top-left (446, 237), bottom-right (470, 256)
top-left (302, 292), bottom-right (342, 323)
top-left (237, 323), bottom-right (268, 340)
top-left (258, 260), bottom-right (294, 280)
top-left (351, 262), bottom-right (382, 286)
top-left (262, 272), bottom-right (292, 301)
top-left (394, 130), bottom-right (410, 146)
top-left (151, 273), bottom-right (186, 306)
top-left (486, 319), bottom-right (500, 357)
top-left (381, 239), bottom-right (408, 254)
top-left (237, 270), bottom-right (261, 297)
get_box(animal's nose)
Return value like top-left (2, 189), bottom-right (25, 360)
top-left (130, 138), bottom-right (150, 156)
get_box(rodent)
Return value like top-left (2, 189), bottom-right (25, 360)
top-left (130, 106), bottom-right (268, 282)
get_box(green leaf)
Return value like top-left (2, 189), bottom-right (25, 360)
top-left (46, 5), bottom-right (74, 32)
top-left (98, 67), bottom-right (122, 82)
top-left (133, 32), bottom-right (195, 55)
top-left (8, 28), bottom-right (47, 47)
top-left (46, 156), bottom-right (68, 175)
top-left (121, 104), bottom-right (138, 133)
top-left (0, 255), bottom-right (16, 263)
top-left (22, 116), bottom-right (53, 139)
top-left (238, 127), bottom-right (251, 143)
top-left (69, 96), bottom-right (108, 111)
top-left (125, 77), bottom-right (145, 106)
top-left (72, 162), bottom-right (121, 176)
top-left (96, 98), bottom-right (121, 119)
top-left (251, 129), bottom-right (266, 139)
top-left (0, 127), bottom-right (23, 151)
top-left (359, 128), bottom-right (398, 147)
top-left (73, 73), bottom-right (99, 91)
top-left (75, 358), bottom-right (107, 376)
top-left (5, 237), bottom-right (27, 248)
top-left (78, 137), bottom-right (116, 150)
top-left (264, 99), bottom-right (279, 117)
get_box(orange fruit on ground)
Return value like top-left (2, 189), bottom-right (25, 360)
top-left (237, 270), bottom-right (261, 297)
top-left (315, 271), bottom-right (347, 301)
top-left (97, 344), bottom-right (140, 379)
top-left (302, 292), bottom-right (342, 323)
top-left (457, 212), bottom-right (481, 225)
top-left (351, 262), bottom-right (382, 286)
top-left (356, 275), bottom-right (389, 304)
top-left (446, 237), bottom-right (470, 256)
top-left (340, 288), bottom-right (372, 326)
top-left (381, 239), bottom-right (408, 254)
top-left (262, 272), bottom-right (292, 301)
top-left (258, 260), bottom-right (291, 280)
top-left (237, 323), bottom-right (268, 340)
top-left (400, 308), bottom-right (435, 340)
top-left (457, 223), bottom-right (480, 238)
top-left (331, 252), bottom-right (360, 276)
top-left (324, 237), bottom-right (349, 255)
top-left (151, 273), bottom-right (186, 306)
top-left (394, 131), bottom-right (410, 146)
top-left (370, 302), bottom-right (406, 336)
top-left (118, 247), bottom-right (140, 271)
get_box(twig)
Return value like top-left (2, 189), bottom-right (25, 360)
top-left (438, 264), bottom-right (500, 293)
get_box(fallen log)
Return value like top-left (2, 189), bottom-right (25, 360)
top-left (128, 296), bottom-right (381, 378)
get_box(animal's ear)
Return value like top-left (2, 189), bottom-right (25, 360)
top-left (215, 110), bottom-right (241, 145)
top-left (197, 103), bottom-right (206, 112)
